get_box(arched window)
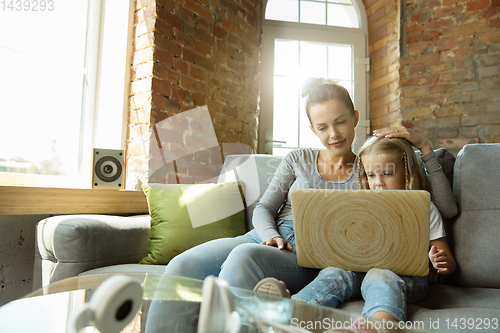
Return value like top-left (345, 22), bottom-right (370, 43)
top-left (259, 0), bottom-right (370, 155)
top-left (266, 0), bottom-right (360, 28)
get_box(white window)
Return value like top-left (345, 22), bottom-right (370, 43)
top-left (266, 0), bottom-right (360, 28)
top-left (0, 0), bottom-right (134, 188)
top-left (259, 0), bottom-right (370, 155)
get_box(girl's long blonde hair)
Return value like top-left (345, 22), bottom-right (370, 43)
top-left (356, 136), bottom-right (427, 190)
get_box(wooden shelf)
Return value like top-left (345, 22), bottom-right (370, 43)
top-left (0, 186), bottom-right (149, 215)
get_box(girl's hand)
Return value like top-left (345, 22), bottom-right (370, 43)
top-left (429, 245), bottom-right (453, 275)
top-left (261, 237), bottom-right (293, 252)
top-left (373, 126), bottom-right (432, 155)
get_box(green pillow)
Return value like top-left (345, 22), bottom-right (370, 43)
top-left (140, 181), bottom-right (246, 265)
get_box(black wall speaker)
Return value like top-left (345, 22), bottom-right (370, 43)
top-left (92, 148), bottom-right (124, 189)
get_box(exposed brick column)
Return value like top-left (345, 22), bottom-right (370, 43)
top-left (127, 0), bottom-right (156, 189)
top-left (126, 0), bottom-right (262, 188)
top-left (364, 0), bottom-right (403, 130)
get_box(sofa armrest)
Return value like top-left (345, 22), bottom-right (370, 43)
top-left (33, 214), bottom-right (150, 289)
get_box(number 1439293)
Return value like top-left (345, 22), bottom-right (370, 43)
top-left (1, 0), bottom-right (54, 11)
top-left (445, 318), bottom-right (499, 330)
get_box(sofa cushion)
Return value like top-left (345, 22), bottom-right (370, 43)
top-left (140, 181), bottom-right (246, 265)
top-left (339, 285), bottom-right (500, 331)
top-left (34, 214), bottom-right (151, 289)
top-left (81, 263), bottom-right (167, 275)
top-left (409, 307), bottom-right (500, 332)
top-left (452, 144), bottom-right (500, 288)
top-left (418, 285), bottom-right (500, 310)
top-left (218, 154), bottom-right (285, 230)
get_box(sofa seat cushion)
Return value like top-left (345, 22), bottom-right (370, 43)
top-left (408, 307), bottom-right (500, 332)
top-left (338, 285), bottom-right (500, 312)
top-left (417, 285), bottom-right (500, 310)
top-left (338, 296), bottom-right (500, 332)
top-left (337, 285), bottom-right (500, 331)
top-left (80, 264), bottom-right (167, 276)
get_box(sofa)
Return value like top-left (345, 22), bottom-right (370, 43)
top-left (34, 144), bottom-right (500, 332)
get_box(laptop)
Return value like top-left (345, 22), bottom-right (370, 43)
top-left (291, 189), bottom-right (430, 276)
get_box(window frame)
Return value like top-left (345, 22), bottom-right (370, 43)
top-left (258, 8), bottom-right (370, 155)
top-left (0, 0), bottom-right (135, 189)
top-left (265, 0), bottom-right (361, 28)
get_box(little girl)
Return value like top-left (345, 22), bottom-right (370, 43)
top-left (255, 136), bottom-right (456, 323)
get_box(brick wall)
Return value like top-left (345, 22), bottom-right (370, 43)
top-left (400, 0), bottom-right (500, 155)
top-left (127, 0), bottom-right (262, 187)
top-left (365, 0), bottom-right (499, 155)
top-left (364, 0), bottom-right (403, 130)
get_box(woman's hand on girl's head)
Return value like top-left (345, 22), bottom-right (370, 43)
top-left (373, 126), bottom-right (432, 155)
top-left (261, 237), bottom-right (293, 252)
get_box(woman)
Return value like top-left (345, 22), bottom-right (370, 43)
top-left (163, 78), bottom-right (457, 293)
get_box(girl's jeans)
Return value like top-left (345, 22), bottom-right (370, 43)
top-left (292, 267), bottom-right (429, 322)
top-left (162, 221), bottom-right (319, 293)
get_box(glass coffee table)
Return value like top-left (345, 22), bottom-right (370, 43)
top-left (0, 273), bottom-right (431, 333)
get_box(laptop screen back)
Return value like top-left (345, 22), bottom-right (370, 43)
top-left (291, 189), bottom-right (430, 276)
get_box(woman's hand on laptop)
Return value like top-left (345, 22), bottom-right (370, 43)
top-left (261, 237), bottom-right (293, 252)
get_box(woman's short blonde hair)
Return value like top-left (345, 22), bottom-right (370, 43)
top-left (356, 136), bottom-right (426, 190)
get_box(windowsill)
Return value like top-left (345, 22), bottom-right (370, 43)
top-left (0, 185), bottom-right (148, 215)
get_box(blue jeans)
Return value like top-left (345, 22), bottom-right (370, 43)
top-left (292, 267), bottom-right (428, 321)
top-left (163, 221), bottom-right (319, 292)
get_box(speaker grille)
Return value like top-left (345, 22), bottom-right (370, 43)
top-left (92, 149), bottom-right (124, 189)
top-left (95, 156), bottom-right (123, 182)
